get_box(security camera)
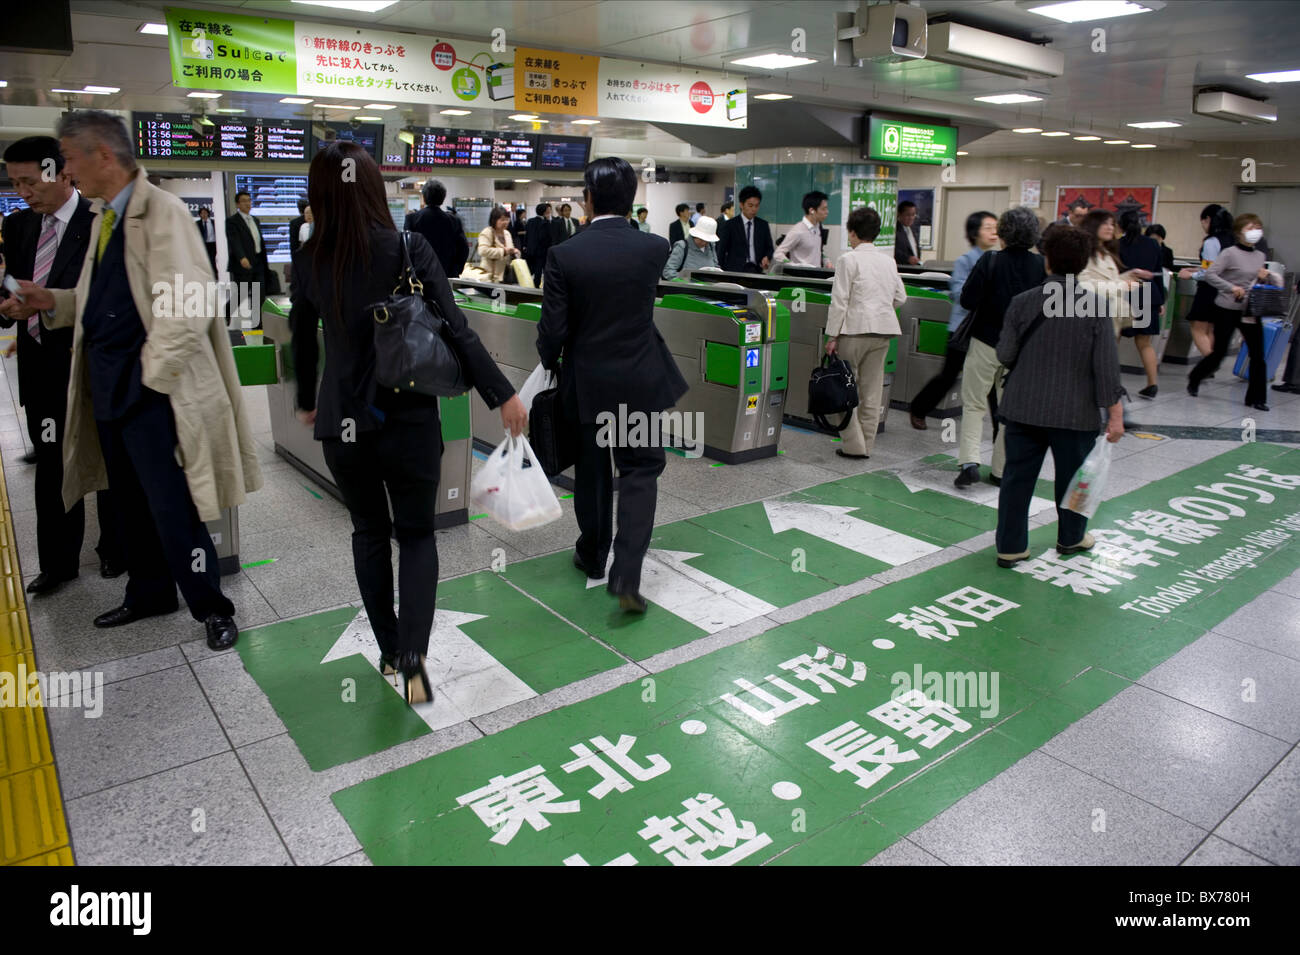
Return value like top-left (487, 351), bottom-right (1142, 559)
top-left (349, 117), bottom-right (362, 130)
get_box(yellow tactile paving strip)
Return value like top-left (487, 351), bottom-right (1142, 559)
top-left (0, 453), bottom-right (74, 865)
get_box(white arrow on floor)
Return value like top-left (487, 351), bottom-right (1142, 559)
top-left (893, 470), bottom-right (1056, 516)
top-left (320, 608), bottom-right (535, 728)
top-left (586, 549), bottom-right (777, 634)
top-left (763, 500), bottom-right (942, 566)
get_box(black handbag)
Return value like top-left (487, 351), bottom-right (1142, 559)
top-left (368, 232), bottom-right (467, 398)
top-left (528, 369), bottom-right (577, 477)
top-left (808, 354), bottom-right (859, 432)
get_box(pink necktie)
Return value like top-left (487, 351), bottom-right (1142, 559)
top-left (28, 215), bottom-right (58, 343)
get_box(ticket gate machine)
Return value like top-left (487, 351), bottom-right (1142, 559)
top-left (259, 297), bottom-right (472, 528)
top-left (451, 278), bottom-right (789, 464)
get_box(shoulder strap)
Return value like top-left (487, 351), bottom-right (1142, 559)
top-left (1018, 309), bottom-right (1050, 353)
top-left (396, 230), bottom-right (423, 296)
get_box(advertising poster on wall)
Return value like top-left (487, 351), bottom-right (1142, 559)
top-left (898, 188), bottom-right (935, 251)
top-left (843, 171), bottom-right (899, 251)
top-left (1056, 185), bottom-right (1159, 223)
top-left (596, 59), bottom-right (746, 128)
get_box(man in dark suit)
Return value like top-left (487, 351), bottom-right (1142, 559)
top-left (895, 200), bottom-right (921, 266)
top-left (196, 206), bottom-right (218, 273)
top-left (287, 197), bottom-right (308, 256)
top-left (538, 157), bottom-right (688, 613)
top-left (0, 136), bottom-right (123, 593)
top-left (715, 185), bottom-right (774, 273)
top-left (551, 202), bottom-right (579, 246)
top-left (524, 203), bottom-right (553, 283)
top-left (668, 203), bottom-right (691, 247)
top-left (225, 190), bottom-right (268, 327)
top-left (404, 179), bottom-right (468, 279)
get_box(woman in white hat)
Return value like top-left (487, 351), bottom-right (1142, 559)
top-left (662, 215), bottom-right (720, 279)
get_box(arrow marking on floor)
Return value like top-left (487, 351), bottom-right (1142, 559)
top-left (764, 500), bottom-right (943, 566)
top-left (894, 471), bottom-right (1056, 516)
top-left (321, 607), bottom-right (535, 727)
top-left (586, 549), bottom-right (778, 634)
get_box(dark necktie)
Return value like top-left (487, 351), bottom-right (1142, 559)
top-left (746, 218), bottom-right (754, 264)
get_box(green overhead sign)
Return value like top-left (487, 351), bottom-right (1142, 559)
top-left (866, 117), bottom-right (958, 165)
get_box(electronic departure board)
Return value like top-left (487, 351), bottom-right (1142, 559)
top-left (407, 128), bottom-right (535, 169)
top-left (536, 134), bottom-right (591, 171)
top-left (313, 123), bottom-right (383, 161)
top-left (0, 193), bottom-right (30, 215)
top-left (133, 113), bottom-right (310, 162)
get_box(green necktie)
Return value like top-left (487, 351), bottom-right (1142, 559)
top-left (97, 208), bottom-right (117, 262)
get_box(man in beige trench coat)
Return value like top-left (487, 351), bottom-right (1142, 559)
top-left (3, 111), bottom-right (262, 650)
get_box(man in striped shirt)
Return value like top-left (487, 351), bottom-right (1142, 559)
top-left (773, 191), bottom-right (830, 268)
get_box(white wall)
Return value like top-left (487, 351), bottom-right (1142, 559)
top-left (642, 180), bottom-right (729, 241)
top-left (155, 176), bottom-right (227, 278)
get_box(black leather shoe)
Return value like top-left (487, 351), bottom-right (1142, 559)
top-left (615, 591), bottom-right (647, 613)
top-left (573, 552), bottom-right (604, 580)
top-left (26, 571), bottom-right (78, 595)
top-left (204, 613), bottom-right (238, 651)
top-left (954, 464), bottom-right (980, 488)
top-left (989, 474), bottom-right (1002, 487)
top-left (20, 450), bottom-right (38, 465)
top-left (398, 650), bottom-right (431, 703)
top-left (1273, 383), bottom-right (1299, 393)
top-left (835, 449), bottom-right (869, 460)
top-left (99, 559), bottom-right (125, 579)
top-left (1187, 378), bottom-right (1199, 397)
top-left (1249, 402), bottom-right (1270, 412)
top-left (94, 602), bottom-right (179, 628)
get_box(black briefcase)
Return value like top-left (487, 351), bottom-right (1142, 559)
top-left (808, 355), bottom-right (859, 432)
top-left (529, 374), bottom-right (577, 477)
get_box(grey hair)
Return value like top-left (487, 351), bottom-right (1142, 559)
top-left (56, 110), bottom-right (137, 172)
top-left (998, 205), bottom-right (1040, 250)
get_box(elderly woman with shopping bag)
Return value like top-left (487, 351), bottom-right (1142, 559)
top-left (993, 225), bottom-right (1125, 569)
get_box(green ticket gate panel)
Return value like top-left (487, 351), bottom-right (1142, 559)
top-left (893, 286), bottom-right (959, 417)
top-left (654, 288), bottom-right (788, 463)
top-left (260, 297), bottom-right (470, 528)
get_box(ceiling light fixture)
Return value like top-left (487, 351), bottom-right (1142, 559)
top-left (572, 119), bottom-right (601, 124)
top-left (138, 22), bottom-right (168, 35)
top-left (280, 97), bottom-right (313, 105)
top-left (187, 91), bottom-right (222, 99)
top-left (1246, 69), bottom-right (1300, 83)
top-left (291, 0), bottom-right (399, 12)
top-left (753, 93), bottom-right (794, 101)
top-left (956, 150), bottom-right (969, 155)
top-left (974, 93), bottom-right (1044, 104)
top-left (362, 103), bottom-right (396, 110)
top-left (1041, 130), bottom-right (1070, 136)
top-left (216, 108), bottom-right (244, 114)
top-left (1127, 120), bottom-right (1181, 128)
top-left (439, 108), bottom-right (471, 116)
top-left (1073, 135), bottom-right (1101, 141)
top-left (729, 53), bottom-right (818, 70)
top-left (84, 86), bottom-right (121, 94)
top-left (1024, 1), bottom-right (1163, 24)
top-left (1131, 143), bottom-right (1158, 148)
top-left (315, 103), bottom-right (362, 110)
top-left (514, 179), bottom-right (531, 183)
top-left (354, 115), bottom-right (382, 121)
top-left (509, 113), bottom-right (539, 121)
top-left (1012, 127), bottom-right (1042, 133)
top-left (1103, 139), bottom-right (1130, 144)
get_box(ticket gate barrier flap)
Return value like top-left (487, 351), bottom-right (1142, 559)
top-left (260, 304), bottom-right (470, 528)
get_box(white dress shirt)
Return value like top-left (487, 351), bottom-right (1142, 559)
top-left (739, 213), bottom-right (757, 264)
top-left (201, 218), bottom-right (216, 242)
top-left (48, 188), bottom-right (80, 246)
top-left (773, 215), bottom-right (823, 267)
top-left (239, 210), bottom-right (261, 253)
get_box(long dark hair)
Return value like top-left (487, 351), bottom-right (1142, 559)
top-left (1081, 209), bottom-right (1122, 268)
top-left (307, 141), bottom-right (394, 324)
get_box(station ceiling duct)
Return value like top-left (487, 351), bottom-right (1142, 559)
top-left (925, 21), bottom-right (1065, 81)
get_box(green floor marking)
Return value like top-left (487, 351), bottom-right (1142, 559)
top-left (241, 558), bottom-right (277, 569)
top-left (331, 444), bottom-right (1300, 864)
top-left (302, 484), bottom-right (323, 500)
top-left (237, 607), bottom-right (431, 771)
top-left (437, 572), bottom-right (624, 693)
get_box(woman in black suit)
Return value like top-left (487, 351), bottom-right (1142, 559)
top-left (291, 142), bottom-right (528, 702)
top-left (196, 206), bottom-right (218, 273)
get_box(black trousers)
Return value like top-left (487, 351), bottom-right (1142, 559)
top-left (574, 419), bottom-right (666, 595)
top-left (96, 391), bottom-right (232, 621)
top-left (909, 335), bottom-right (966, 419)
top-left (1189, 305), bottom-right (1266, 404)
top-left (27, 397), bottom-right (121, 576)
top-left (323, 410), bottom-right (441, 657)
top-left (996, 422), bottom-right (1095, 556)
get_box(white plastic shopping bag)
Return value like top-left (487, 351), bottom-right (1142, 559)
top-left (1063, 437), bottom-right (1113, 519)
top-left (517, 363), bottom-right (555, 415)
top-left (470, 433), bottom-right (563, 531)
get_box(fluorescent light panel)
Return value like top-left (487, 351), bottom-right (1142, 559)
top-left (280, 97), bottom-right (313, 104)
top-left (729, 53), bottom-right (817, 69)
top-left (187, 91), bottom-right (221, 98)
top-left (1040, 130), bottom-right (1070, 136)
top-left (292, 0), bottom-right (398, 12)
top-left (1246, 70), bottom-right (1300, 83)
top-left (1012, 127), bottom-right (1042, 133)
top-left (1127, 120), bottom-right (1180, 128)
top-left (1103, 139), bottom-right (1129, 144)
top-left (440, 108), bottom-right (471, 116)
top-left (1026, 1), bottom-right (1156, 23)
top-left (1073, 135), bottom-right (1101, 140)
top-left (138, 22), bottom-right (168, 35)
top-left (974, 93), bottom-right (1043, 104)
top-left (753, 93), bottom-right (793, 101)
top-left (1131, 143), bottom-right (1157, 148)
top-left (354, 115), bottom-right (382, 121)
top-left (571, 119), bottom-right (600, 124)
top-left (362, 103), bottom-right (396, 110)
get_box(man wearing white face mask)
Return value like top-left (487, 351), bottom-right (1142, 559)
top-left (1187, 213), bottom-right (1282, 411)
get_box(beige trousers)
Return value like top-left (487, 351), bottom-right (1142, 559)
top-left (835, 334), bottom-right (893, 456)
top-left (958, 338), bottom-right (1006, 476)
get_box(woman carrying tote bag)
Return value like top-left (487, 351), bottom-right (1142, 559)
top-left (291, 142), bottom-right (528, 703)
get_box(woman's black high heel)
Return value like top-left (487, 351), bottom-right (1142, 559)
top-left (399, 651), bottom-right (432, 704)
top-left (379, 652), bottom-right (398, 678)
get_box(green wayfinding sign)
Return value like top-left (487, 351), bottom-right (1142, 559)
top-left (166, 7), bottom-right (297, 94)
top-left (866, 116), bottom-right (958, 165)
top-left (844, 172), bottom-right (898, 250)
top-left (327, 443), bottom-right (1300, 864)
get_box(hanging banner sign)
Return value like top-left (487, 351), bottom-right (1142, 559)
top-left (843, 169), bottom-right (898, 251)
top-left (515, 47), bottom-right (599, 116)
top-left (166, 7), bottom-right (745, 127)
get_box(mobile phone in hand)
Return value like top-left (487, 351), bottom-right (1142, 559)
top-left (2, 275), bottom-right (24, 302)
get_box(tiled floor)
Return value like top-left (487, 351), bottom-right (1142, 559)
top-left (5, 339), bottom-right (1299, 865)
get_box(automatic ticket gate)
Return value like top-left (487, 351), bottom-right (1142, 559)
top-left (688, 269), bottom-right (960, 425)
top-left (452, 278), bottom-right (789, 464)
top-left (1161, 272), bottom-right (1201, 366)
top-left (259, 297), bottom-right (472, 528)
